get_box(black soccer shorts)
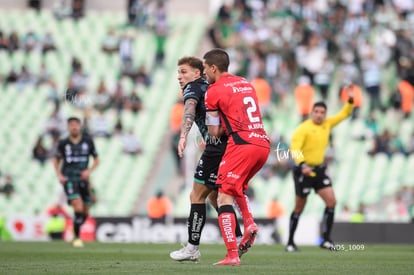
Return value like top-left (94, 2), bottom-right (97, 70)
top-left (194, 142), bottom-right (226, 190)
top-left (64, 180), bottom-right (92, 205)
top-left (293, 165), bottom-right (332, 198)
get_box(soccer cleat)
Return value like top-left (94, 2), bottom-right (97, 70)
top-left (320, 239), bottom-right (337, 251)
top-left (71, 238), bottom-right (84, 248)
top-left (170, 245), bottom-right (201, 262)
top-left (213, 254), bottom-right (241, 266)
top-left (238, 223), bottom-right (258, 256)
top-left (285, 243), bottom-right (299, 252)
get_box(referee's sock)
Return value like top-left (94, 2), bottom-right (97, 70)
top-left (234, 194), bottom-right (254, 228)
top-left (73, 212), bottom-right (86, 239)
top-left (216, 206), bottom-right (243, 239)
top-left (322, 207), bottom-right (335, 241)
top-left (187, 203), bottom-right (206, 249)
top-left (288, 212), bottom-right (300, 244)
top-left (218, 205), bottom-right (238, 258)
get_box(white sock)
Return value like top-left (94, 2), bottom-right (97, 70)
top-left (187, 243), bottom-right (198, 251)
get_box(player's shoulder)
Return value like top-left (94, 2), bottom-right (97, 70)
top-left (183, 77), bottom-right (209, 95)
top-left (58, 136), bottom-right (70, 145)
top-left (82, 134), bottom-right (95, 144)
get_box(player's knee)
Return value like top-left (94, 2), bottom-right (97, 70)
top-left (326, 199), bottom-right (336, 208)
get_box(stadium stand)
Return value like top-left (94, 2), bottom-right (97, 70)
top-left (0, 8), bottom-right (206, 216)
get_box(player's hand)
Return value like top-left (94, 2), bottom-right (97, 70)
top-left (178, 136), bottom-right (186, 158)
top-left (58, 174), bottom-right (67, 184)
top-left (80, 169), bottom-right (91, 180)
top-left (345, 83), bottom-right (354, 98)
top-left (301, 166), bottom-right (313, 176)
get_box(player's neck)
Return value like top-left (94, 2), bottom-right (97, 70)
top-left (69, 134), bottom-right (82, 144)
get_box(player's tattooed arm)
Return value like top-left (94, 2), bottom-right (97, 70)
top-left (180, 98), bottom-right (197, 138)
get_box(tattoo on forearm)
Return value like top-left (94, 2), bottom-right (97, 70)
top-left (181, 100), bottom-right (197, 136)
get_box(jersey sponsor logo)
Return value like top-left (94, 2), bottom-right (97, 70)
top-left (323, 179), bottom-right (330, 185)
top-left (248, 132), bottom-right (269, 139)
top-left (65, 144), bottom-right (72, 155)
top-left (223, 80), bottom-right (250, 87)
top-left (221, 214), bottom-right (235, 243)
top-left (232, 86), bottom-right (252, 93)
top-left (198, 159), bottom-right (203, 167)
top-left (227, 171), bottom-right (240, 179)
top-left (248, 123), bottom-right (264, 130)
top-left (81, 142), bottom-right (89, 154)
top-left (66, 156), bottom-right (88, 163)
top-left (198, 170), bottom-right (203, 177)
top-left (303, 188), bottom-right (310, 194)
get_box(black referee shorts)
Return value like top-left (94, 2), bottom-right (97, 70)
top-left (293, 165), bottom-right (332, 198)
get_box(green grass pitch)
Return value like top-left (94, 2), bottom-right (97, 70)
top-left (1, 242), bottom-right (413, 274)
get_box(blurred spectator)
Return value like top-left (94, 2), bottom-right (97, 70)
top-left (33, 136), bottom-right (48, 165)
top-left (81, 117), bottom-right (92, 137)
top-left (368, 129), bottom-right (393, 158)
top-left (5, 69), bottom-right (19, 85)
top-left (45, 214), bottom-right (66, 240)
top-left (251, 76), bottom-right (271, 119)
top-left (17, 65), bottom-right (34, 91)
top-left (7, 31), bottom-right (19, 53)
top-left (153, 1), bottom-right (168, 66)
top-left (22, 30), bottom-right (38, 52)
top-left (408, 131), bottom-right (414, 155)
top-left (361, 50), bottom-right (382, 112)
top-left (350, 204), bottom-right (365, 223)
top-left (92, 110), bottom-right (111, 138)
top-left (53, 0), bottom-right (72, 19)
top-left (266, 196), bottom-right (285, 243)
top-left (134, 65), bottom-right (151, 87)
top-left (146, 191), bottom-right (172, 221)
top-left (390, 133), bottom-right (408, 156)
top-left (72, 0), bottom-right (84, 20)
top-left (70, 66), bottom-right (88, 92)
top-left (398, 80), bottom-right (414, 118)
top-left (71, 57), bottom-right (82, 73)
top-left (121, 129), bottom-right (142, 155)
top-left (125, 90), bottom-right (142, 115)
top-left (0, 31), bottom-right (8, 50)
top-left (0, 175), bottom-right (15, 199)
top-left (47, 80), bottom-right (60, 107)
top-left (170, 100), bottom-right (184, 174)
top-left (119, 34), bottom-right (134, 76)
top-left (113, 117), bottom-right (124, 136)
top-left (36, 63), bottom-right (50, 87)
top-left (294, 76), bottom-right (314, 121)
top-left (364, 113), bottom-right (379, 139)
top-left (93, 80), bottom-right (111, 112)
top-left (112, 81), bottom-right (125, 114)
top-left (42, 32), bottom-right (56, 54)
top-left (336, 205), bottom-right (352, 222)
top-left (44, 107), bottom-right (65, 138)
top-left (314, 57), bottom-right (334, 100)
top-left (102, 29), bottom-right (119, 54)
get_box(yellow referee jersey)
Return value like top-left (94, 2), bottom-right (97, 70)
top-left (290, 102), bottom-right (353, 166)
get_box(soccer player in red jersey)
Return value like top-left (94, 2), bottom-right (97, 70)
top-left (203, 49), bottom-right (270, 265)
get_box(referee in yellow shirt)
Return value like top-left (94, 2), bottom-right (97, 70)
top-left (286, 84), bottom-right (354, 252)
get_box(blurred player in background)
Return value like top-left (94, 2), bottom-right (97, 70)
top-left (204, 49), bottom-right (270, 265)
top-left (170, 56), bottom-right (243, 262)
top-left (286, 84), bottom-right (354, 252)
top-left (53, 117), bottom-right (99, 247)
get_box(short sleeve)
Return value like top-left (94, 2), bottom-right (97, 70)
top-left (88, 138), bottom-right (98, 158)
top-left (205, 86), bottom-right (219, 112)
top-left (55, 140), bottom-right (65, 159)
top-left (182, 82), bottom-right (202, 103)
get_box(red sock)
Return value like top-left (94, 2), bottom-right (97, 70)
top-left (235, 194), bottom-right (254, 227)
top-left (218, 206), bottom-right (238, 258)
